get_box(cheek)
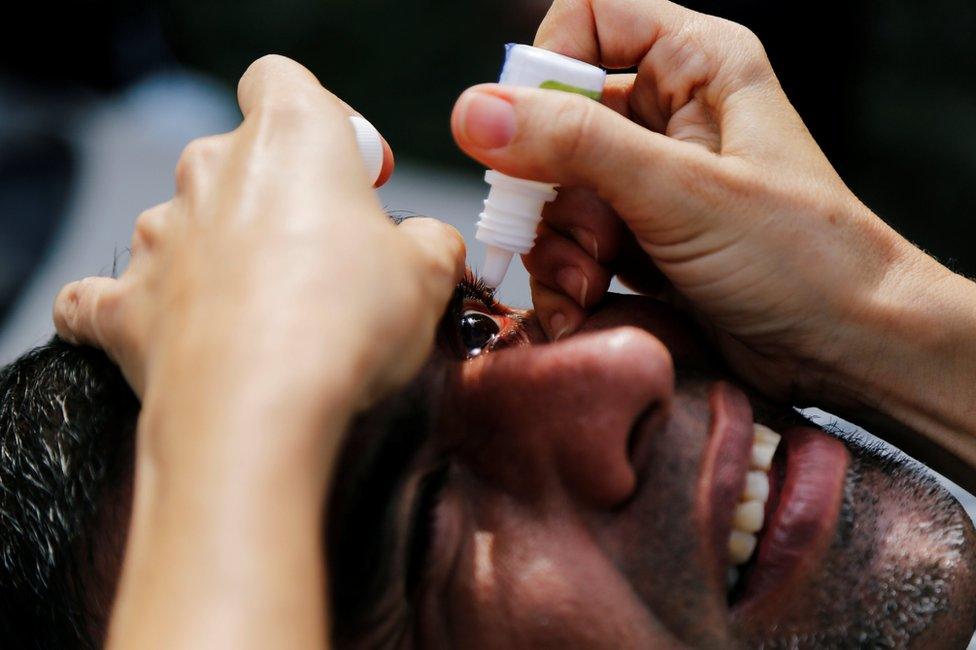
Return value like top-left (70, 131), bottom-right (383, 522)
top-left (434, 508), bottom-right (670, 648)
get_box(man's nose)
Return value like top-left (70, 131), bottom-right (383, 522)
top-left (454, 326), bottom-right (674, 507)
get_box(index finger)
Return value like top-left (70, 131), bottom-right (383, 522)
top-left (238, 54), bottom-right (343, 121)
top-left (237, 55), bottom-right (395, 185)
top-left (534, 0), bottom-right (696, 68)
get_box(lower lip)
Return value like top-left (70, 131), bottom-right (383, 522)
top-left (732, 426), bottom-right (850, 613)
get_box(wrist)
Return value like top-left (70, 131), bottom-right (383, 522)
top-left (139, 335), bottom-right (367, 479)
top-left (110, 448), bottom-right (329, 649)
top-left (820, 239), bottom-right (976, 439)
top-left (136, 389), bottom-right (352, 500)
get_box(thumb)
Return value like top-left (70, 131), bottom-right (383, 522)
top-left (451, 84), bottom-right (722, 225)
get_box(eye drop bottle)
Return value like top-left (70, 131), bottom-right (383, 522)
top-left (476, 44), bottom-right (607, 288)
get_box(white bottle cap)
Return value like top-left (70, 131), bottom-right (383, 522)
top-left (349, 115), bottom-right (384, 186)
top-left (500, 44), bottom-right (607, 97)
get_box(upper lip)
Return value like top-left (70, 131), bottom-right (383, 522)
top-left (697, 382), bottom-right (757, 592)
top-left (626, 380), bottom-right (756, 593)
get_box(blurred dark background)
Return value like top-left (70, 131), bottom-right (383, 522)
top-left (2, 0), bottom-right (975, 325)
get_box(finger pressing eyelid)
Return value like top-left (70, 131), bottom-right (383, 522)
top-left (530, 277), bottom-right (585, 342)
top-left (543, 187), bottom-right (626, 263)
top-left (523, 225), bottom-right (612, 309)
top-left (398, 218), bottom-right (467, 296)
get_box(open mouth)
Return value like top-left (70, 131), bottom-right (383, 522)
top-left (726, 426), bottom-right (850, 611)
top-left (626, 380), bottom-right (851, 615)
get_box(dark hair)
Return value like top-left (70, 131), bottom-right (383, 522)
top-left (0, 338), bottom-right (138, 649)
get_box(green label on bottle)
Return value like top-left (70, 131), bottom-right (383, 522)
top-left (539, 80), bottom-right (603, 100)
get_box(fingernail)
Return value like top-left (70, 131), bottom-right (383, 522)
top-left (456, 90), bottom-right (517, 149)
top-left (570, 227), bottom-right (599, 260)
top-left (556, 267), bottom-right (588, 307)
top-left (549, 312), bottom-right (570, 341)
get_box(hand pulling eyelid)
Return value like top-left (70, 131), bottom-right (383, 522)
top-left (476, 45), bottom-right (608, 289)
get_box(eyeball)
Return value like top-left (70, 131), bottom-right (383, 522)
top-left (460, 309), bottom-right (501, 357)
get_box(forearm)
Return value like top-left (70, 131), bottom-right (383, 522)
top-left (107, 402), bottom-right (348, 650)
top-left (825, 247), bottom-right (976, 490)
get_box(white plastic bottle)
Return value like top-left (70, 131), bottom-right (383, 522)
top-left (476, 44), bottom-right (607, 288)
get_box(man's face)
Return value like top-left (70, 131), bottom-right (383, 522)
top-left (328, 275), bottom-right (976, 648)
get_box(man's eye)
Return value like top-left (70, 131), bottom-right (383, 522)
top-left (460, 309), bottom-right (501, 357)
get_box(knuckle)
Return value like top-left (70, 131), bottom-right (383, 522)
top-left (247, 54), bottom-right (295, 77)
top-left (133, 206), bottom-right (166, 251)
top-left (174, 137), bottom-right (220, 192)
top-left (663, 23), bottom-right (706, 74)
top-left (251, 97), bottom-right (318, 130)
top-left (714, 19), bottom-right (771, 77)
top-left (238, 55), bottom-right (302, 97)
top-left (724, 20), bottom-right (763, 53)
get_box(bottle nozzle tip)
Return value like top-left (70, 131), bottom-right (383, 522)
top-left (480, 247), bottom-right (514, 288)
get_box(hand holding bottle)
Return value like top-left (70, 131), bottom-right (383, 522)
top-left (452, 0), bottom-right (976, 460)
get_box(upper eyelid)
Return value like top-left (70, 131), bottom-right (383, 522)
top-left (460, 274), bottom-right (499, 309)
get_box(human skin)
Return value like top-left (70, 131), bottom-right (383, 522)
top-left (450, 0), bottom-right (976, 490)
top-left (50, 56), bottom-right (466, 649)
top-left (324, 287), bottom-right (976, 648)
top-left (46, 280), bottom-right (974, 647)
top-left (65, 283), bottom-right (976, 648)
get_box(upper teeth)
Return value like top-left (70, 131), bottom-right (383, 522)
top-left (751, 424), bottom-right (780, 471)
top-left (727, 424), bottom-right (781, 566)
